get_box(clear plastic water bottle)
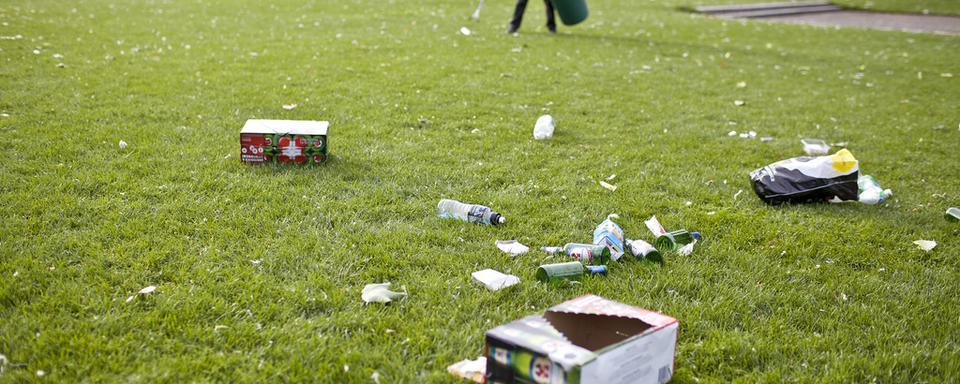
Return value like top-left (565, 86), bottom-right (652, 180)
top-left (857, 175), bottom-right (892, 205)
top-left (437, 199), bottom-right (505, 225)
top-left (533, 115), bottom-right (554, 140)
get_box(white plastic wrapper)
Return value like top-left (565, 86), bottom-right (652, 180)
top-left (361, 283), bottom-right (407, 303)
top-left (495, 240), bottom-right (529, 256)
top-left (472, 269), bottom-right (520, 291)
top-left (533, 114), bottom-right (555, 140)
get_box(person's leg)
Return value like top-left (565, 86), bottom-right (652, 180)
top-left (508, 0), bottom-right (529, 33)
top-left (544, 0), bottom-right (556, 33)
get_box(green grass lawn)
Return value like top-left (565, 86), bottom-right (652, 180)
top-left (1, 0), bottom-right (958, 382)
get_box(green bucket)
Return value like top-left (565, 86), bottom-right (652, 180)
top-left (551, 0), bottom-right (588, 26)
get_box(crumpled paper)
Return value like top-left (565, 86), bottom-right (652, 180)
top-left (913, 240), bottom-right (937, 252)
top-left (472, 269), bottom-right (520, 291)
top-left (447, 356), bottom-right (486, 383)
top-left (362, 283), bottom-right (407, 304)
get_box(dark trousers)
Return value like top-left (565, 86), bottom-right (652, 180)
top-left (509, 0), bottom-right (556, 31)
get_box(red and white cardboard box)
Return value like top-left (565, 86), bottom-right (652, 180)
top-left (240, 119), bottom-right (329, 164)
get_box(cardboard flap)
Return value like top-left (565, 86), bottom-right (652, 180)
top-left (240, 119), bottom-right (329, 135)
top-left (543, 311), bottom-right (652, 351)
top-left (549, 294), bottom-right (677, 328)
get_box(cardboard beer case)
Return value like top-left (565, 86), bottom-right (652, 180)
top-left (240, 119), bottom-right (329, 164)
top-left (484, 295), bottom-right (678, 384)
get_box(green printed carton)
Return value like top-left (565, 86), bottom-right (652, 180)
top-left (484, 295), bottom-right (678, 384)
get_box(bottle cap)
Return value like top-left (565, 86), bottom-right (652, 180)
top-left (492, 214), bottom-right (505, 225)
top-left (691, 231), bottom-right (701, 240)
top-left (586, 265), bottom-right (607, 276)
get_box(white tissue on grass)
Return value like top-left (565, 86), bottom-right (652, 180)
top-left (678, 239), bottom-right (697, 256)
top-left (447, 356), bottom-right (487, 383)
top-left (282, 103), bottom-right (297, 110)
top-left (599, 181), bottom-right (617, 191)
top-left (362, 283), bottom-right (407, 303)
top-left (495, 240), bottom-right (529, 256)
top-left (472, 269), bottom-right (520, 291)
top-left (119, 140), bottom-right (128, 149)
top-left (459, 27), bottom-right (472, 36)
top-left (371, 371), bottom-right (381, 384)
top-left (913, 240), bottom-right (937, 252)
top-left (126, 285), bottom-right (157, 303)
top-left (533, 114), bottom-right (554, 140)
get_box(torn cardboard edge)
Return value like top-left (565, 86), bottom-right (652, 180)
top-left (484, 294), bottom-right (679, 384)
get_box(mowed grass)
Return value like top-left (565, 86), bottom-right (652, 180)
top-left (1, 0), bottom-right (958, 382)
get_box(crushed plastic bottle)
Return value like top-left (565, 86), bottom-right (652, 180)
top-left (437, 199), bottom-right (505, 225)
top-left (857, 175), bottom-right (892, 205)
top-left (533, 115), bottom-right (555, 140)
top-left (946, 207), bottom-right (960, 222)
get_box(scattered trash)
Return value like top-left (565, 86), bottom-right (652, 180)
top-left (282, 103), bottom-right (298, 110)
top-left (418, 117), bottom-right (429, 127)
top-left (437, 199), bottom-right (505, 225)
top-left (946, 207), bottom-right (960, 222)
top-left (644, 215), bottom-right (667, 238)
top-left (677, 238), bottom-right (697, 256)
top-left (250, 259), bottom-right (262, 266)
top-left (605, 174), bottom-right (616, 181)
top-left (913, 240), bottom-right (937, 252)
top-left (240, 119), bottom-right (329, 164)
top-left (36, 370), bottom-right (45, 378)
top-left (542, 243), bottom-right (610, 265)
top-left (750, 149), bottom-right (860, 205)
top-left (734, 100), bottom-right (746, 106)
top-left (472, 269), bottom-right (520, 291)
top-left (598, 181), bottom-right (617, 191)
top-left (536, 262), bottom-right (606, 283)
top-left (0, 353), bottom-right (7, 375)
top-left (593, 215), bottom-right (626, 261)
top-left (371, 371), bottom-right (381, 384)
top-left (656, 229), bottom-right (700, 252)
top-left (118, 140), bottom-right (128, 149)
top-left (801, 138), bottom-right (831, 156)
top-left (736, 81), bottom-right (747, 88)
top-left (760, 137), bottom-right (775, 142)
top-left (361, 283), bottom-right (406, 303)
top-left (0, 113), bottom-right (9, 117)
top-left (857, 175), bottom-right (893, 205)
top-left (470, 0), bottom-right (485, 21)
top-left (734, 189), bottom-right (743, 200)
top-left (495, 240), bottom-right (529, 256)
top-left (728, 130), bottom-right (737, 137)
top-left (447, 356), bottom-right (485, 383)
top-left (484, 295), bottom-right (678, 384)
top-left (626, 239), bottom-right (662, 263)
top-left (533, 114), bottom-right (555, 140)
top-left (56, 63), bottom-right (65, 68)
top-left (126, 285), bottom-right (157, 303)
top-left (460, 26), bottom-right (472, 36)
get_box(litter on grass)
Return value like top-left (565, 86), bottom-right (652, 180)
top-left (361, 283), bottom-right (406, 303)
top-left (282, 103), bottom-right (297, 110)
top-left (472, 269), bottom-right (520, 291)
top-left (751, 149), bottom-right (860, 205)
top-left (126, 285), bottom-right (157, 303)
top-left (460, 26), bottom-right (472, 36)
top-left (495, 240), bottom-right (529, 256)
top-left (593, 215), bottom-right (626, 261)
top-left (913, 240), bottom-right (937, 252)
top-left (533, 114), bottom-right (554, 140)
top-left (599, 181), bottom-right (617, 191)
top-left (801, 138), bottom-right (831, 155)
top-left (944, 207), bottom-right (959, 222)
top-left (447, 356), bottom-right (485, 383)
top-left (677, 239), bottom-right (697, 256)
top-left (371, 371), bottom-right (381, 384)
